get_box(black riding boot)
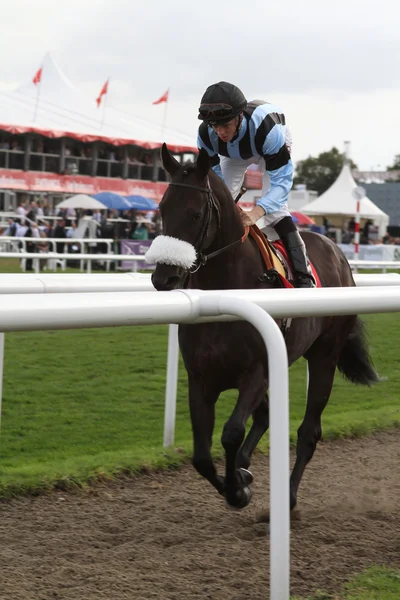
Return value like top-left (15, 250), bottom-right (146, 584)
top-left (273, 217), bottom-right (315, 288)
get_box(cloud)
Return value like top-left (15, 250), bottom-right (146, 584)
top-left (0, 0), bottom-right (399, 168)
top-left (54, 0), bottom-right (400, 95)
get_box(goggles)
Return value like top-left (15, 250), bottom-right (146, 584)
top-left (198, 103), bottom-right (235, 120)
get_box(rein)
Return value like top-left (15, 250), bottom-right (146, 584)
top-left (169, 179), bottom-right (248, 273)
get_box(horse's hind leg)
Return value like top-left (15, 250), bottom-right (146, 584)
top-left (236, 393), bottom-right (269, 470)
top-left (289, 348), bottom-right (337, 510)
top-left (188, 375), bottom-right (224, 495)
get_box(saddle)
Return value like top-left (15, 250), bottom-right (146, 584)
top-left (244, 223), bottom-right (321, 288)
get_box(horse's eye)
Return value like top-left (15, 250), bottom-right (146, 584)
top-left (188, 209), bottom-right (201, 222)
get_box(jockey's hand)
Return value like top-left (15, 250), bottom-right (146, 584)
top-left (240, 205), bottom-right (266, 227)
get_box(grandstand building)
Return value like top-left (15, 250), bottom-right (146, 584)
top-left (0, 54), bottom-right (197, 210)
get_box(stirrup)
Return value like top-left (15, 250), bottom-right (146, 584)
top-left (294, 274), bottom-right (315, 288)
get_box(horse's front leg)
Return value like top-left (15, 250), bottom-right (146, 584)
top-left (236, 392), bottom-right (269, 470)
top-left (188, 375), bottom-right (224, 495)
top-left (222, 374), bottom-right (266, 509)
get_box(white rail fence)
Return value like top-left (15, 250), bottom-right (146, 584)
top-left (349, 259), bottom-right (400, 273)
top-left (1, 276), bottom-right (400, 600)
top-left (0, 237), bottom-right (114, 272)
top-left (0, 236), bottom-right (113, 254)
top-left (1, 244), bottom-right (399, 277)
top-left (0, 252), bottom-right (144, 273)
top-left (0, 272), bottom-right (399, 448)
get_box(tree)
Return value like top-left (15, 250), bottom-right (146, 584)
top-left (387, 154), bottom-right (400, 171)
top-left (294, 147), bottom-right (357, 196)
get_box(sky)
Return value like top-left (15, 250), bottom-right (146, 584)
top-left (0, 0), bottom-right (399, 170)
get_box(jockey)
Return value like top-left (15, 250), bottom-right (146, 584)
top-left (197, 81), bottom-right (315, 288)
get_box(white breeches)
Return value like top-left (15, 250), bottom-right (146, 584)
top-left (219, 155), bottom-right (291, 229)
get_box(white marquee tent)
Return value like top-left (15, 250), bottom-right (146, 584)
top-left (300, 163), bottom-right (389, 237)
top-left (0, 53), bottom-right (196, 153)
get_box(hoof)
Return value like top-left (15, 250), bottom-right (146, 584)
top-left (225, 485), bottom-right (252, 509)
top-left (239, 468), bottom-right (253, 486)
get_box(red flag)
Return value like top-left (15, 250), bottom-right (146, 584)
top-left (96, 79), bottom-right (109, 107)
top-left (152, 89), bottom-right (169, 105)
top-left (33, 67), bottom-right (42, 86)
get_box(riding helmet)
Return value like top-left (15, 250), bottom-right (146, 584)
top-left (197, 82), bottom-right (247, 123)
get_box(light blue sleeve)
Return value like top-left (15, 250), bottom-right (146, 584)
top-left (255, 126), bottom-right (293, 214)
top-left (197, 132), bottom-right (224, 181)
top-left (211, 163), bottom-right (223, 180)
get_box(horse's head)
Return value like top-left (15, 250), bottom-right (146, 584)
top-left (147, 144), bottom-right (223, 291)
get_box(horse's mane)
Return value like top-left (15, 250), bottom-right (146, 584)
top-left (177, 161), bottom-right (239, 209)
top-left (164, 157), bottom-right (244, 245)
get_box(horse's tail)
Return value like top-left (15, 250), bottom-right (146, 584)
top-left (337, 318), bottom-right (379, 386)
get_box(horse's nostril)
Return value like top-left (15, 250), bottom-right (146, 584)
top-left (166, 276), bottom-right (182, 290)
top-left (152, 273), bottom-right (182, 291)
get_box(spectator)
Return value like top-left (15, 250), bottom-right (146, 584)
top-left (66, 222), bottom-right (80, 266)
top-left (3, 218), bottom-right (18, 237)
top-left (26, 201), bottom-right (38, 222)
top-left (322, 216), bottom-right (331, 229)
top-left (347, 217), bottom-right (356, 232)
top-left (362, 219), bottom-right (372, 244)
top-left (37, 231), bottom-right (50, 270)
top-left (25, 221), bottom-right (40, 271)
top-left (92, 209), bottom-right (102, 224)
top-left (36, 201), bottom-right (44, 218)
top-left (11, 139), bottom-right (21, 151)
top-left (65, 207), bottom-right (76, 226)
top-left (152, 213), bottom-right (162, 236)
top-left (132, 222), bottom-right (149, 240)
top-left (12, 218), bottom-right (28, 238)
top-left (53, 218), bottom-right (67, 253)
top-left (66, 221), bottom-right (79, 239)
top-left (44, 220), bottom-right (55, 238)
top-left (16, 200), bottom-right (28, 217)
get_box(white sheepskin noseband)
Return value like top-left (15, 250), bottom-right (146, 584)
top-left (145, 235), bottom-right (197, 269)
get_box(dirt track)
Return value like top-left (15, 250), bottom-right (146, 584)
top-left (0, 430), bottom-right (399, 599)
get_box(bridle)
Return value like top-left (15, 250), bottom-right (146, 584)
top-left (169, 177), bottom-right (247, 274)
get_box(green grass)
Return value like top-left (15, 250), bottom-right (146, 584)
top-left (0, 257), bottom-right (86, 274)
top-left (0, 256), bottom-right (137, 275)
top-left (342, 567), bottom-right (400, 599)
top-left (0, 310), bottom-right (399, 496)
top-left (293, 566), bottom-right (400, 599)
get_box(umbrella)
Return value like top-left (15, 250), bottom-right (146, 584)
top-left (126, 195), bottom-right (159, 211)
top-left (291, 211), bottom-right (316, 226)
top-left (56, 194), bottom-right (107, 210)
top-left (92, 192), bottom-right (134, 211)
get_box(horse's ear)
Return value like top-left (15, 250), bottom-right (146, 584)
top-left (161, 143), bottom-right (180, 177)
top-left (196, 148), bottom-right (210, 179)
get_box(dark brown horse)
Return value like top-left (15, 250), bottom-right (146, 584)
top-left (148, 144), bottom-right (378, 511)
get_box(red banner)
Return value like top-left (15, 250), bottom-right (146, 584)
top-left (0, 169), bottom-right (168, 201)
top-left (0, 123), bottom-right (196, 153)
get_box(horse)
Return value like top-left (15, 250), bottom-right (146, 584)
top-left (147, 143), bottom-right (378, 511)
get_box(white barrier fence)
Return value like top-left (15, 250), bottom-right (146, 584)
top-left (349, 260), bottom-right (400, 272)
top-left (0, 272), bottom-right (155, 294)
top-left (2, 247), bottom-right (400, 277)
top-left (0, 271), bottom-right (398, 294)
top-left (0, 251), bottom-right (144, 273)
top-left (1, 276), bottom-right (400, 600)
top-left (0, 272), bottom-right (399, 448)
top-left (0, 236), bottom-right (113, 254)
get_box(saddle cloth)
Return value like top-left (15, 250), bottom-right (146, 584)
top-left (247, 224), bottom-right (321, 288)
